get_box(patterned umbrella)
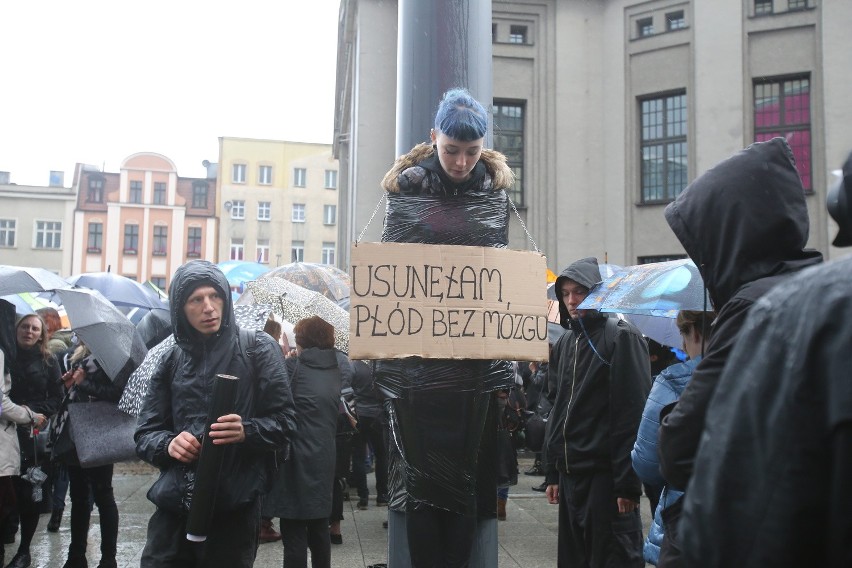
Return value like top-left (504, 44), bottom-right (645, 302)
top-left (242, 278), bottom-right (349, 352)
top-left (578, 259), bottom-right (711, 318)
top-left (118, 304), bottom-right (273, 416)
top-left (261, 262), bottom-right (350, 302)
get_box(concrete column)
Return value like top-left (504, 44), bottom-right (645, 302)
top-left (395, 0), bottom-right (493, 155)
top-left (389, 1), bottom-right (498, 567)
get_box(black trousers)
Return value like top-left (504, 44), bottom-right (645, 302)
top-left (350, 415), bottom-right (388, 501)
top-left (406, 505), bottom-right (477, 568)
top-left (557, 470), bottom-right (644, 568)
top-left (140, 499), bottom-right (259, 568)
top-left (280, 517), bottom-right (330, 568)
top-left (67, 463), bottom-right (118, 562)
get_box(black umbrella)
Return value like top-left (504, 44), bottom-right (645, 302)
top-left (0, 265), bottom-right (70, 296)
top-left (136, 309), bottom-right (172, 349)
top-left (67, 272), bottom-right (167, 310)
top-left (55, 288), bottom-right (147, 384)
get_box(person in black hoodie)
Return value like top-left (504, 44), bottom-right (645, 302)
top-left (135, 260), bottom-right (296, 568)
top-left (542, 257), bottom-right (651, 568)
top-left (675, 151), bottom-right (852, 567)
top-left (656, 137), bottom-right (823, 566)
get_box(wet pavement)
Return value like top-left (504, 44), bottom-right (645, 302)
top-left (16, 454), bottom-right (652, 567)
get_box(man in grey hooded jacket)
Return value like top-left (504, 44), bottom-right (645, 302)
top-left (542, 257), bottom-right (651, 568)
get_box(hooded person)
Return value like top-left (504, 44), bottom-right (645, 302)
top-left (673, 151), bottom-right (852, 568)
top-left (135, 260), bottom-right (296, 568)
top-left (542, 257), bottom-right (651, 568)
top-left (655, 137), bottom-right (823, 565)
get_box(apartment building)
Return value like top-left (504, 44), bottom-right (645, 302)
top-left (217, 138), bottom-right (340, 267)
top-left (0, 171), bottom-right (76, 275)
top-left (71, 152), bottom-right (217, 290)
top-left (334, 0), bottom-right (852, 270)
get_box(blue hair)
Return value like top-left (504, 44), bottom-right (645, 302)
top-left (434, 88), bottom-right (488, 142)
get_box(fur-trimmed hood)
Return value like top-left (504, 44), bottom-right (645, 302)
top-left (381, 142), bottom-right (515, 193)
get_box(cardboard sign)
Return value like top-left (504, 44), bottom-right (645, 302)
top-left (349, 242), bottom-right (549, 361)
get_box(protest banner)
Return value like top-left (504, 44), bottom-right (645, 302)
top-left (349, 242), bottom-right (549, 361)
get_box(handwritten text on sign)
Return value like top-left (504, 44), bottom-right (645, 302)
top-left (349, 242), bottom-right (549, 361)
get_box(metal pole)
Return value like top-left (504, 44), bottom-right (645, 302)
top-left (395, 0), bottom-right (493, 156)
top-left (390, 1), bottom-right (497, 566)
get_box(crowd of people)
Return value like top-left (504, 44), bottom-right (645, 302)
top-left (1, 86), bottom-right (849, 568)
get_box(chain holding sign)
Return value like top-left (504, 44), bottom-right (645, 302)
top-left (349, 242), bottom-right (549, 361)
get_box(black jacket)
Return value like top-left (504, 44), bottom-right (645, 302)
top-left (542, 258), bottom-right (651, 500)
top-left (680, 257), bottom-right (852, 567)
top-left (658, 138), bottom-right (823, 491)
top-left (135, 260), bottom-right (296, 512)
top-left (9, 346), bottom-right (62, 417)
top-left (265, 348), bottom-right (341, 520)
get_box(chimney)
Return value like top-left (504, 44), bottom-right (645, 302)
top-left (49, 171), bottom-right (65, 187)
top-left (0, 172), bottom-right (9, 184)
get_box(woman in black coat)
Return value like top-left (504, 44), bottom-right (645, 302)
top-left (57, 343), bottom-right (122, 568)
top-left (265, 316), bottom-right (341, 568)
top-left (3, 314), bottom-right (62, 568)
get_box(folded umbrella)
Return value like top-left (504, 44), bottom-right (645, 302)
top-left (0, 265), bottom-right (70, 296)
top-left (55, 288), bottom-right (148, 385)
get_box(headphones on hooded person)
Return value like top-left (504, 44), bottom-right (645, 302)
top-left (827, 151), bottom-right (852, 248)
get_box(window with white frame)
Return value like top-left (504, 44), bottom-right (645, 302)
top-left (230, 238), bottom-right (244, 261)
top-left (508, 25), bottom-right (527, 44)
top-left (0, 219), bottom-right (16, 247)
top-left (291, 240), bottom-right (304, 262)
top-left (293, 168), bottom-right (306, 187)
top-left (232, 163), bottom-right (247, 184)
top-left (666, 11), bottom-right (686, 31)
top-left (257, 201), bottom-right (271, 221)
top-left (259, 165), bottom-right (273, 185)
top-left (153, 226), bottom-right (168, 256)
top-left (324, 169), bottom-right (338, 189)
top-left (34, 220), bottom-right (62, 249)
top-left (637, 17), bottom-right (654, 37)
top-left (322, 242), bottom-right (336, 265)
top-left (256, 239), bottom-right (270, 264)
top-left (231, 200), bottom-right (245, 219)
top-left (129, 180), bottom-right (143, 204)
top-left (323, 204), bottom-right (337, 225)
top-left (87, 222), bottom-right (103, 252)
top-left (187, 227), bottom-right (202, 257)
top-left (292, 204), bottom-right (306, 222)
top-left (153, 182), bottom-right (167, 205)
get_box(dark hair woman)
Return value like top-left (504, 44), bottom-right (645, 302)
top-left (264, 316), bottom-right (341, 568)
top-left (2, 314), bottom-right (63, 568)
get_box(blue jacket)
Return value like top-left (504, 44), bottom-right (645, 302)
top-left (631, 357), bottom-right (700, 565)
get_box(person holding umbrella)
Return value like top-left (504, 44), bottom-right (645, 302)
top-left (2, 314), bottom-right (63, 568)
top-left (52, 343), bottom-right (122, 568)
top-left (135, 260), bottom-right (296, 568)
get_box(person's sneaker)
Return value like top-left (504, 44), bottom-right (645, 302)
top-left (330, 533), bottom-right (343, 545)
top-left (357, 498), bottom-right (368, 510)
top-left (524, 464), bottom-right (544, 476)
top-left (47, 508), bottom-right (64, 533)
top-left (532, 481), bottom-right (547, 492)
top-left (375, 495), bottom-right (389, 507)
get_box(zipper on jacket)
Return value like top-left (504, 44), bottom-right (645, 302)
top-left (561, 335), bottom-right (580, 475)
